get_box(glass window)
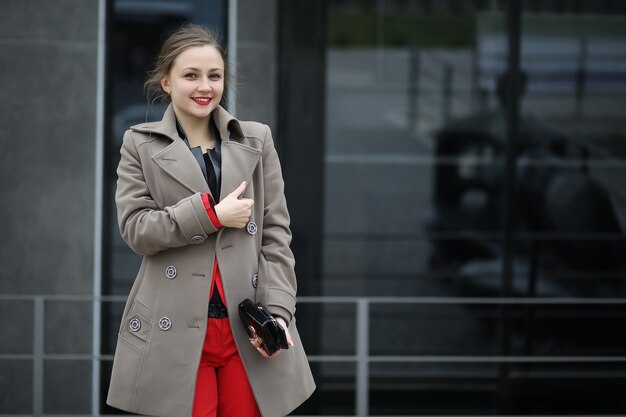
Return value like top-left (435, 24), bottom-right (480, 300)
top-left (324, 1), bottom-right (508, 299)
top-left (315, 0), bottom-right (626, 414)
top-left (513, 10), bottom-right (626, 298)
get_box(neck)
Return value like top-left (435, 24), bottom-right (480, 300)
top-left (174, 110), bottom-right (214, 149)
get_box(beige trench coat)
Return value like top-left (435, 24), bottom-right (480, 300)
top-left (106, 104), bottom-right (315, 417)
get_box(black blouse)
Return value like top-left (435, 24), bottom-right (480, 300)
top-left (176, 118), bottom-right (222, 201)
top-left (176, 118), bottom-right (225, 309)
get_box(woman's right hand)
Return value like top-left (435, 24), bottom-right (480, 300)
top-left (214, 181), bottom-right (254, 228)
top-left (250, 316), bottom-right (294, 359)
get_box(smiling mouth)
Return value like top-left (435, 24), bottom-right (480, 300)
top-left (192, 97), bottom-right (212, 106)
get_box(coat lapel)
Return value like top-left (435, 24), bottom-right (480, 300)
top-left (213, 106), bottom-right (262, 200)
top-left (220, 141), bottom-right (262, 200)
top-left (132, 105), bottom-right (209, 195)
top-left (152, 140), bottom-right (210, 194)
top-left (131, 104), bottom-right (262, 200)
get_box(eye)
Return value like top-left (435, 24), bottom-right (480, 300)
top-left (209, 73), bottom-right (222, 81)
top-left (184, 73), bottom-right (197, 79)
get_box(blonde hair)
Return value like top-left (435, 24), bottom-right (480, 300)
top-left (144, 24), bottom-right (228, 106)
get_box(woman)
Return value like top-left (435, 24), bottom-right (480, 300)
top-left (106, 24), bottom-right (315, 417)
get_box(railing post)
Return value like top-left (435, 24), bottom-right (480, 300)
top-left (442, 64), bottom-right (453, 123)
top-left (33, 297), bottom-right (44, 416)
top-left (356, 299), bottom-right (369, 416)
top-left (575, 36), bottom-right (588, 119)
top-left (407, 48), bottom-right (420, 131)
top-left (92, 297), bottom-right (102, 416)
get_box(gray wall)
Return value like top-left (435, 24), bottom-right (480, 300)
top-left (0, 0), bottom-right (99, 413)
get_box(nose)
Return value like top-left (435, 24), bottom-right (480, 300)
top-left (198, 77), bottom-right (212, 92)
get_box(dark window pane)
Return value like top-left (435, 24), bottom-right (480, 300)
top-left (298, 302), bottom-right (357, 356)
top-left (369, 303), bottom-right (626, 357)
top-left (369, 361), bottom-right (626, 414)
top-left (292, 362), bottom-right (356, 415)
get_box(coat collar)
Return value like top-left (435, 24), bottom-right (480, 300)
top-left (130, 103), bottom-right (245, 143)
top-left (136, 103), bottom-right (261, 200)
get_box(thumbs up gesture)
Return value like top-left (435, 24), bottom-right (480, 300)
top-left (214, 181), bottom-right (254, 228)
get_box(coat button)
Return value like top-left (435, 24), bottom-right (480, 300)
top-left (165, 265), bottom-right (177, 279)
top-left (191, 235), bottom-right (205, 243)
top-left (158, 317), bottom-right (172, 331)
top-left (129, 317), bottom-right (141, 332)
top-left (246, 222), bottom-right (257, 235)
top-left (252, 274), bottom-right (258, 288)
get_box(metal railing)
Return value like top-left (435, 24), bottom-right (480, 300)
top-left (2, 294), bottom-right (626, 416)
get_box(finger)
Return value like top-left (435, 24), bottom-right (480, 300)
top-left (229, 181), bottom-right (247, 198)
top-left (255, 345), bottom-right (270, 358)
top-left (250, 338), bottom-right (268, 356)
top-left (276, 317), bottom-right (295, 347)
top-left (240, 198), bottom-right (255, 208)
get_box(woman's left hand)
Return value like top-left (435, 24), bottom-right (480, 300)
top-left (250, 316), bottom-right (294, 358)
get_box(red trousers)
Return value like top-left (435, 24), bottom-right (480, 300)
top-left (192, 262), bottom-right (261, 417)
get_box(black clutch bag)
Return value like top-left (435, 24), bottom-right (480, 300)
top-left (238, 298), bottom-right (289, 356)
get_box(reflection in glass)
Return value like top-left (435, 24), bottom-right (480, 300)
top-left (323, 1), bottom-right (626, 415)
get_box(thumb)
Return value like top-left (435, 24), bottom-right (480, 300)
top-left (229, 181), bottom-right (247, 198)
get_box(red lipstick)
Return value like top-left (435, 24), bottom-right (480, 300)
top-left (192, 97), bottom-right (211, 106)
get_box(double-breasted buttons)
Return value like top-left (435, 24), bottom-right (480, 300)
top-left (252, 274), bottom-right (259, 288)
top-left (165, 265), bottom-right (177, 279)
top-left (158, 317), bottom-right (172, 331)
top-left (129, 317), bottom-right (141, 332)
top-left (247, 222), bottom-right (257, 235)
top-left (191, 235), bottom-right (205, 243)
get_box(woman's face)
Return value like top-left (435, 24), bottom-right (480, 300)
top-left (161, 45), bottom-right (225, 122)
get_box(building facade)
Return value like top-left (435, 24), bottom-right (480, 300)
top-left (2, 0), bottom-right (626, 415)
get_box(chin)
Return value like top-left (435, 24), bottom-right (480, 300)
top-left (190, 107), bottom-right (214, 119)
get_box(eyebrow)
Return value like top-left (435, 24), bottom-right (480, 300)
top-left (181, 67), bottom-right (224, 72)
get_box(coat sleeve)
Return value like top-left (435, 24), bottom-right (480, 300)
top-left (115, 130), bottom-right (219, 256)
top-left (260, 125), bottom-right (298, 322)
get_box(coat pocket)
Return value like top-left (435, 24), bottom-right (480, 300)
top-left (119, 299), bottom-right (153, 348)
